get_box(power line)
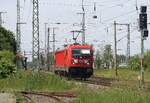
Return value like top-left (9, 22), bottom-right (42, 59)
top-left (39, 0), bottom-right (133, 13)
top-left (103, 10), bottom-right (137, 22)
top-left (116, 23), bottom-right (131, 65)
top-left (86, 0), bottom-right (127, 5)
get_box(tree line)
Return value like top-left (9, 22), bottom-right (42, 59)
top-left (0, 27), bottom-right (16, 78)
top-left (94, 44), bottom-right (150, 70)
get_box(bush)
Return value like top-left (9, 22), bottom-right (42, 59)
top-left (129, 56), bottom-right (140, 71)
top-left (0, 59), bottom-right (16, 78)
top-left (144, 51), bottom-right (150, 69)
top-left (0, 51), bottom-right (16, 78)
top-left (129, 51), bottom-right (150, 70)
top-left (0, 51), bottom-right (15, 62)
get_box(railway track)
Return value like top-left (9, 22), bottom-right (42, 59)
top-left (20, 91), bottom-right (77, 103)
top-left (71, 76), bottom-right (115, 87)
top-left (86, 76), bottom-right (114, 86)
top-left (40, 70), bottom-right (115, 87)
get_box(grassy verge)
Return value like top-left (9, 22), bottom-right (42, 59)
top-left (0, 70), bottom-right (75, 92)
top-left (70, 67), bottom-right (150, 103)
top-left (94, 68), bottom-right (150, 82)
top-left (1, 70), bottom-right (150, 103)
top-left (72, 87), bottom-right (150, 103)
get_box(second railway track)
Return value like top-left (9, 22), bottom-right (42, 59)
top-left (68, 76), bottom-right (115, 87)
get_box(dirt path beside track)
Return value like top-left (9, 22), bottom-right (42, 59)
top-left (0, 93), bottom-right (16, 103)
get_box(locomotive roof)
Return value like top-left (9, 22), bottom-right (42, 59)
top-left (55, 44), bottom-right (92, 53)
top-left (68, 44), bottom-right (92, 48)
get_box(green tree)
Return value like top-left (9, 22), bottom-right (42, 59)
top-left (94, 50), bottom-right (102, 69)
top-left (0, 51), bottom-right (15, 62)
top-left (0, 27), bottom-right (16, 54)
top-left (102, 44), bottom-right (113, 69)
top-left (117, 55), bottom-right (126, 64)
top-left (0, 27), bottom-right (17, 78)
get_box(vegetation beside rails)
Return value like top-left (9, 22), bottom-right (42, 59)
top-left (0, 51), bottom-right (16, 78)
top-left (72, 68), bottom-right (150, 103)
top-left (94, 68), bottom-right (150, 82)
top-left (16, 96), bottom-right (33, 103)
top-left (0, 27), bottom-right (17, 54)
top-left (0, 70), bottom-right (75, 92)
top-left (72, 86), bottom-right (150, 103)
top-left (1, 70), bottom-right (150, 103)
top-left (15, 82), bottom-right (150, 103)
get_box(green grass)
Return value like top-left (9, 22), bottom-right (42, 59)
top-left (94, 68), bottom-right (150, 82)
top-left (1, 70), bottom-right (150, 103)
top-left (70, 67), bottom-right (150, 103)
top-left (16, 96), bottom-right (33, 103)
top-left (72, 87), bottom-right (150, 103)
top-left (0, 70), bottom-right (74, 92)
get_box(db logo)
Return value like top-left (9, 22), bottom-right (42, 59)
top-left (79, 60), bottom-right (83, 63)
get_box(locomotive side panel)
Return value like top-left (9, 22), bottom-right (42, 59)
top-left (64, 48), bottom-right (71, 67)
top-left (55, 50), bottom-right (66, 68)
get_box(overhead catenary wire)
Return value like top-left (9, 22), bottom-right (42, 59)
top-left (20, 0), bottom-right (150, 56)
top-left (102, 10), bottom-right (137, 22)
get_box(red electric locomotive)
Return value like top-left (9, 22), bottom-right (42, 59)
top-left (55, 43), bottom-right (93, 79)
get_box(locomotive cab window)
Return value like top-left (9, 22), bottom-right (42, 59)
top-left (72, 49), bottom-right (81, 57)
top-left (72, 49), bottom-right (91, 58)
top-left (81, 49), bottom-right (90, 54)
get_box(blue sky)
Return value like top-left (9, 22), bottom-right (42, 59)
top-left (0, 0), bottom-right (150, 60)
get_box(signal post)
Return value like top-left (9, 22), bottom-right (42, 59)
top-left (139, 6), bottom-right (148, 87)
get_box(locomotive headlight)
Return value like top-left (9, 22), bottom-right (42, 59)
top-left (74, 59), bottom-right (78, 63)
top-left (84, 60), bottom-right (89, 64)
top-left (73, 59), bottom-right (78, 64)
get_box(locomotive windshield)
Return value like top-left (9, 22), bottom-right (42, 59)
top-left (72, 49), bottom-right (90, 57)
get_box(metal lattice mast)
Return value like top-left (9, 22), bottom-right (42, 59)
top-left (47, 27), bottom-right (50, 71)
top-left (16, 0), bottom-right (21, 52)
top-left (32, 0), bottom-right (40, 62)
top-left (81, 0), bottom-right (85, 45)
top-left (44, 23), bottom-right (48, 56)
top-left (127, 24), bottom-right (130, 65)
top-left (114, 21), bottom-right (118, 76)
top-left (0, 12), bottom-right (3, 27)
top-left (0, 12), bottom-right (7, 27)
top-left (52, 27), bottom-right (57, 56)
top-left (50, 27), bottom-right (58, 72)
